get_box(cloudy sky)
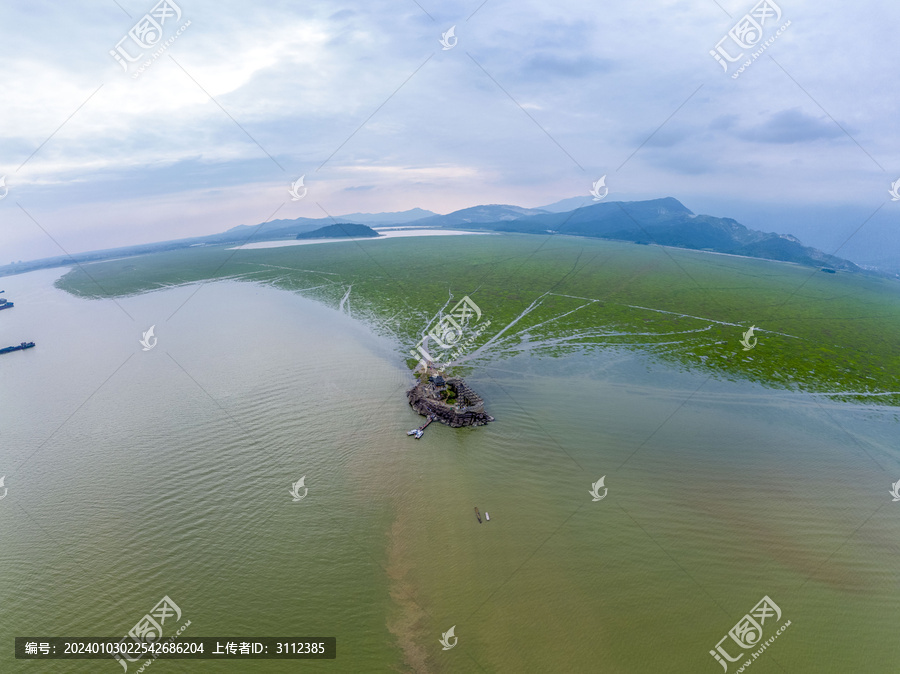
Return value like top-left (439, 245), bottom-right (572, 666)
top-left (2, 0), bottom-right (898, 267)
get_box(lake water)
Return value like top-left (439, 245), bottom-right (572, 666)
top-left (1, 268), bottom-right (899, 672)
top-left (230, 229), bottom-right (489, 250)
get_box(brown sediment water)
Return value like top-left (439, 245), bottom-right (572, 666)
top-left (385, 512), bottom-right (434, 674)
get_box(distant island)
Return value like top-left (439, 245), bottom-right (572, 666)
top-left (296, 223), bottom-right (380, 240)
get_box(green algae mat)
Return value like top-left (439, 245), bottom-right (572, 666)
top-left (56, 233), bottom-right (900, 407)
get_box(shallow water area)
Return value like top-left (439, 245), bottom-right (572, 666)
top-left (1, 269), bottom-right (898, 672)
top-left (229, 228), bottom-right (489, 250)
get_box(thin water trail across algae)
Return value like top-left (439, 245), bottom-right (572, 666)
top-left (55, 233), bottom-right (900, 406)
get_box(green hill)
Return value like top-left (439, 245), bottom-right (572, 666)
top-left (296, 223), bottom-right (380, 239)
top-left (462, 198), bottom-right (861, 272)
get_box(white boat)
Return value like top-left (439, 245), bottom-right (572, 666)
top-left (414, 429), bottom-right (424, 439)
top-left (485, 512), bottom-right (490, 521)
top-left (406, 429), bottom-right (417, 436)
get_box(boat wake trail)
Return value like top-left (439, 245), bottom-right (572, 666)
top-left (339, 285), bottom-right (352, 317)
top-left (450, 289), bottom-right (805, 370)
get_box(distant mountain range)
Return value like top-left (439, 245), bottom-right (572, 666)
top-left (221, 207), bottom-right (435, 241)
top-left (0, 196), bottom-right (874, 278)
top-left (336, 208), bottom-right (435, 224)
top-left (400, 204), bottom-right (549, 228)
top-left (428, 197), bottom-right (861, 272)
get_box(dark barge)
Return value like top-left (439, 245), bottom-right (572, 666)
top-left (0, 341), bottom-right (35, 355)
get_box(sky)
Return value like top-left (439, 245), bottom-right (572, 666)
top-left (1, 0), bottom-right (899, 268)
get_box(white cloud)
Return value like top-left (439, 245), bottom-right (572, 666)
top-left (2, 0), bottom-right (899, 262)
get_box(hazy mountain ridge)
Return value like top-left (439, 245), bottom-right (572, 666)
top-left (403, 204), bottom-right (550, 227)
top-left (452, 198), bottom-right (861, 272)
top-left (222, 207), bottom-right (437, 239)
top-left (0, 197), bottom-right (873, 277)
top-left (338, 208), bottom-right (436, 224)
top-left (225, 216), bottom-right (329, 239)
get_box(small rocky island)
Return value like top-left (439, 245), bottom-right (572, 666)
top-left (296, 223), bottom-right (380, 239)
top-left (407, 372), bottom-right (494, 427)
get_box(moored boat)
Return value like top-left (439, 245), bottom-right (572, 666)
top-left (0, 341), bottom-right (35, 355)
top-left (474, 507), bottom-right (482, 523)
top-left (407, 415), bottom-right (435, 439)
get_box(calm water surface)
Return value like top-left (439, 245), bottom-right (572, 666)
top-left (1, 269), bottom-right (898, 672)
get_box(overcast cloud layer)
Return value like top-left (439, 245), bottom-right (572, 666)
top-left (1, 0), bottom-right (898, 267)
